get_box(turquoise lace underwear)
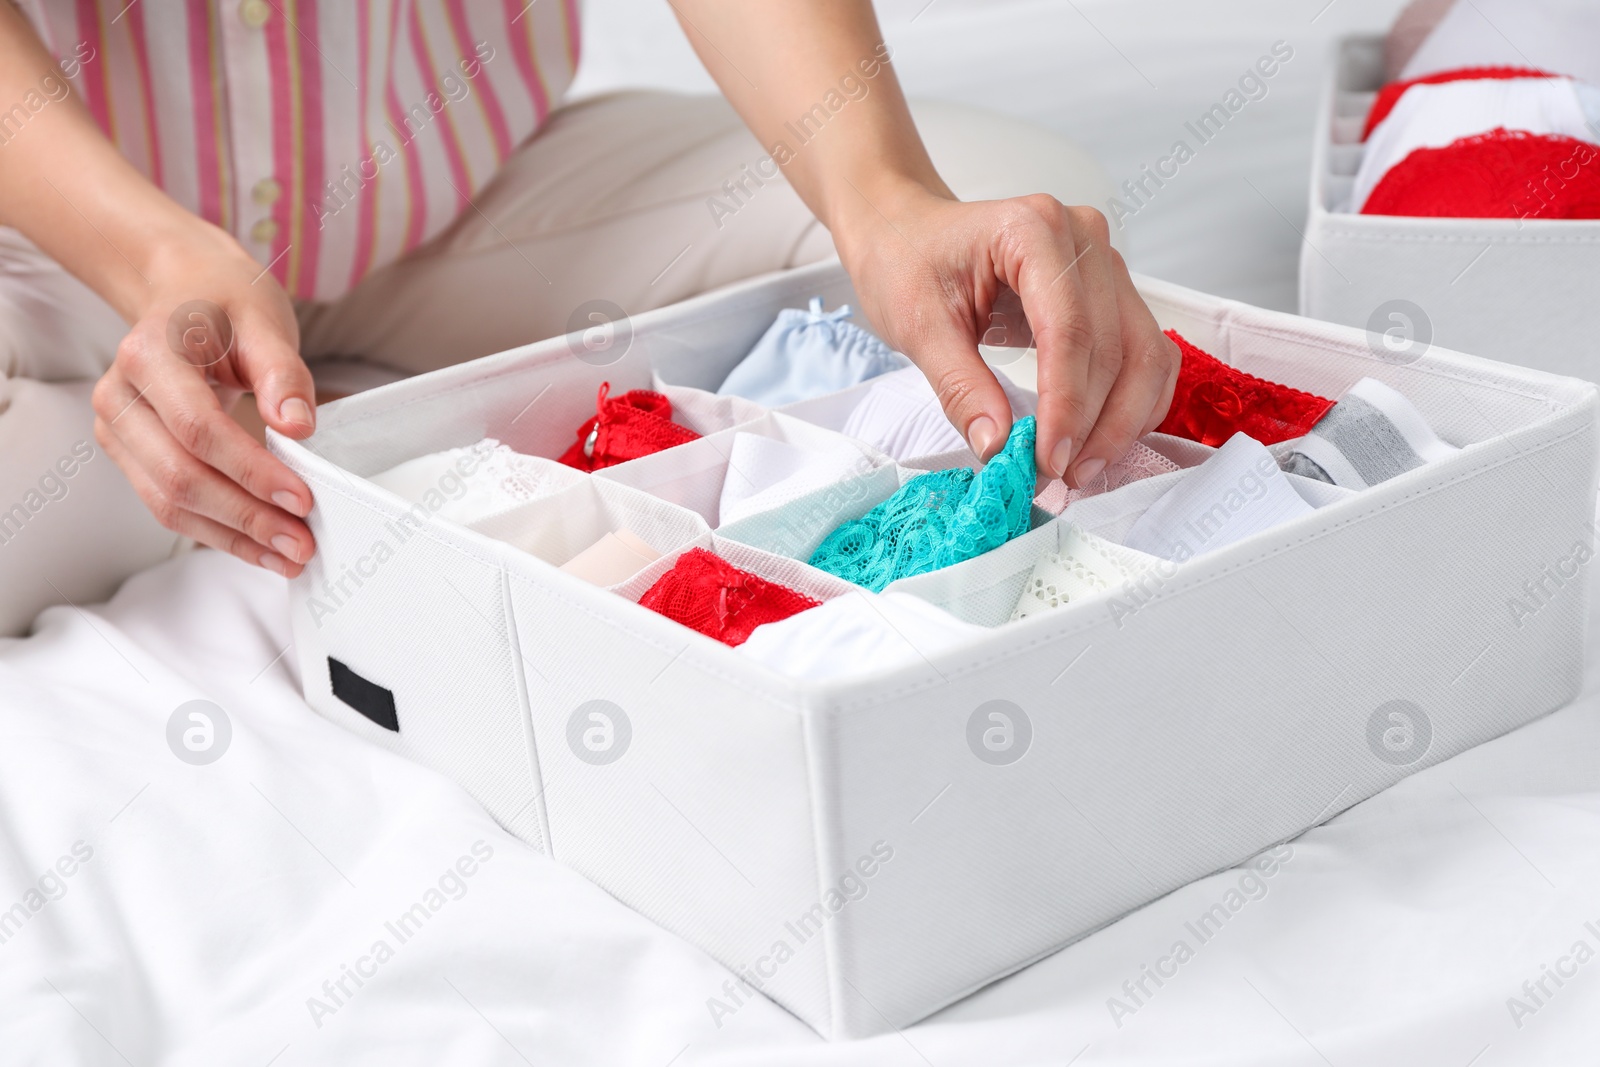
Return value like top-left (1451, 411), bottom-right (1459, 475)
top-left (808, 416), bottom-right (1038, 592)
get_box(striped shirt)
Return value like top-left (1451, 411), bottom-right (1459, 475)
top-left (18, 0), bottom-right (581, 302)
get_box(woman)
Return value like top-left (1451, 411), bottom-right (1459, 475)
top-left (0, 0), bottom-right (1179, 634)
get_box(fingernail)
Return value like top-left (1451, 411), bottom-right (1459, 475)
top-left (271, 534), bottom-right (302, 564)
top-left (1049, 438), bottom-right (1074, 479)
top-left (259, 551), bottom-right (290, 577)
top-left (279, 397), bottom-right (314, 429)
top-left (967, 415), bottom-right (999, 459)
top-left (271, 490), bottom-right (307, 517)
top-left (1073, 456), bottom-right (1106, 488)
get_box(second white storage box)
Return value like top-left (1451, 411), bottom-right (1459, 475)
top-left (1300, 35), bottom-right (1600, 380)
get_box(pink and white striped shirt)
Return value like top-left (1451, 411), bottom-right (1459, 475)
top-left (19, 0), bottom-right (581, 302)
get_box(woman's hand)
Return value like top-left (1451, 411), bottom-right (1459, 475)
top-left (672, 0), bottom-right (1180, 486)
top-left (91, 226), bottom-right (319, 577)
top-left (0, 7), bottom-right (317, 576)
top-left (834, 184), bottom-right (1180, 483)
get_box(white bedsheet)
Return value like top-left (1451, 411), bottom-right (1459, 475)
top-left (9, 1), bottom-right (1600, 1063)
top-left (5, 548), bottom-right (1599, 1065)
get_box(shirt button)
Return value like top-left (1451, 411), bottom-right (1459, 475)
top-left (239, 0), bottom-right (271, 28)
top-left (250, 218), bottom-right (280, 244)
top-left (252, 178), bottom-right (282, 205)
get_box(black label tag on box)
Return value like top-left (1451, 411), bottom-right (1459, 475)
top-left (328, 657), bottom-right (399, 732)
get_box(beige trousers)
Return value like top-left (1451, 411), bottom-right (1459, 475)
top-left (0, 92), bottom-right (1114, 636)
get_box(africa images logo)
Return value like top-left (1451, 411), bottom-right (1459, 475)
top-left (1366, 700), bottom-right (1431, 767)
top-left (567, 700), bottom-right (632, 765)
top-left (166, 700), bottom-right (232, 766)
top-left (967, 700), bottom-right (1033, 766)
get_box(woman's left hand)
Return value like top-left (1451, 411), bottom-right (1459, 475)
top-left (671, 0), bottom-right (1181, 486)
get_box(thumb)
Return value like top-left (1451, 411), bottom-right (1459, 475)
top-left (238, 326), bottom-right (317, 439)
top-left (910, 325), bottom-right (1015, 461)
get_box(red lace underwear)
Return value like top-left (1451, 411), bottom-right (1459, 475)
top-left (637, 548), bottom-right (820, 647)
top-left (1364, 129), bottom-right (1600, 220)
top-left (1363, 65), bottom-right (1554, 139)
top-left (1154, 331), bottom-right (1333, 448)
top-left (558, 383), bottom-right (701, 472)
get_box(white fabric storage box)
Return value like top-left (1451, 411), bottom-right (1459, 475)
top-left (1300, 35), bottom-right (1600, 379)
top-left (269, 259), bottom-right (1597, 1040)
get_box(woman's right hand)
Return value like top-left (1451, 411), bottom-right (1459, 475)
top-left (0, 5), bottom-right (318, 577)
top-left (91, 226), bottom-right (320, 577)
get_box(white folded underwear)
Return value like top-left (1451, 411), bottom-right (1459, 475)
top-left (737, 588), bottom-right (983, 681)
top-left (1009, 523), bottom-right (1155, 623)
top-left (1121, 432), bottom-right (1316, 561)
top-left (837, 365), bottom-right (1037, 463)
top-left (716, 431), bottom-right (872, 528)
top-left (838, 366), bottom-right (967, 460)
top-left (367, 439), bottom-right (579, 525)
